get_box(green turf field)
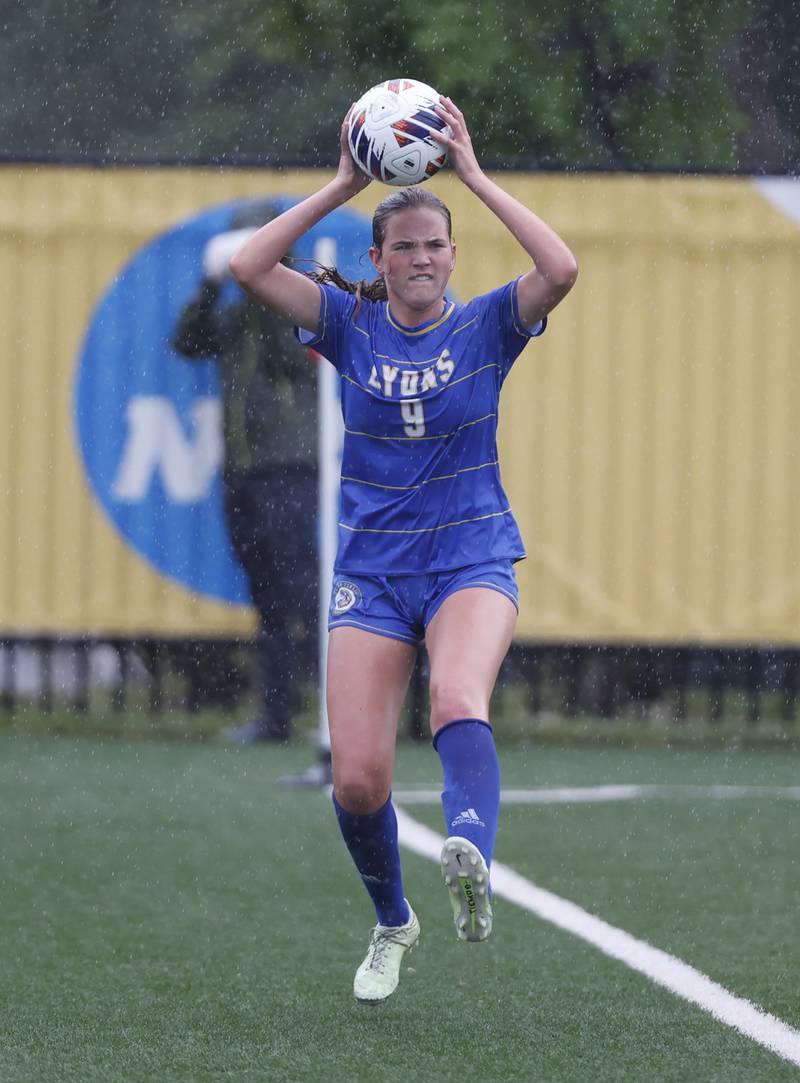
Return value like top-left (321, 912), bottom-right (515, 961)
top-left (1, 730), bottom-right (799, 1082)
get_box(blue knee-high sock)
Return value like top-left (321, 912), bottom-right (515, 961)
top-left (433, 718), bottom-right (501, 866)
top-left (332, 792), bottom-right (409, 927)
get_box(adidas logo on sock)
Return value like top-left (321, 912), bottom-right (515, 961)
top-left (452, 807), bottom-right (485, 828)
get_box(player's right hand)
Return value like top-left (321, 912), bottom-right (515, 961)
top-left (336, 107), bottom-right (372, 196)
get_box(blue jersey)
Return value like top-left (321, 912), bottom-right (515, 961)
top-left (298, 278), bottom-right (546, 575)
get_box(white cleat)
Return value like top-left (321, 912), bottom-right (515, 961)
top-left (440, 836), bottom-right (493, 942)
top-left (353, 902), bottom-right (421, 1004)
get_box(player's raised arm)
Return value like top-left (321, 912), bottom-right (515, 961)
top-left (229, 112), bottom-right (371, 333)
top-left (433, 96), bottom-right (578, 328)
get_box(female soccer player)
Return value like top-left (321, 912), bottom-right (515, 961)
top-left (230, 96), bottom-right (577, 1004)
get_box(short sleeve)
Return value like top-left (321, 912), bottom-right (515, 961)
top-left (293, 281), bottom-right (358, 372)
top-left (469, 278), bottom-right (547, 382)
top-left (502, 276), bottom-right (547, 347)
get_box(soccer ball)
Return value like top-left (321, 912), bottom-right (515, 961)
top-left (347, 78), bottom-right (451, 186)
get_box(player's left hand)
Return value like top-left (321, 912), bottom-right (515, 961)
top-left (433, 97), bottom-right (483, 185)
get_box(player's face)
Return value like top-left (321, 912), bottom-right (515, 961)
top-left (369, 207), bottom-right (455, 325)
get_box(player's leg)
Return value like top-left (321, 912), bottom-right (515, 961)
top-left (327, 626), bottom-right (420, 1001)
top-left (327, 625), bottom-right (415, 814)
top-left (425, 586), bottom-right (517, 940)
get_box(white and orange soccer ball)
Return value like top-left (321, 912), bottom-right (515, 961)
top-left (347, 78), bottom-right (451, 186)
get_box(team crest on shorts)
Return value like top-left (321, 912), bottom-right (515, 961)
top-left (332, 580), bottom-right (362, 616)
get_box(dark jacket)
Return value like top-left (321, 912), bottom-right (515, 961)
top-left (173, 280), bottom-right (318, 474)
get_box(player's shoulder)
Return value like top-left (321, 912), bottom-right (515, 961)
top-left (316, 279), bottom-right (359, 318)
top-left (462, 279), bottom-right (519, 312)
top-left (447, 281), bottom-right (517, 331)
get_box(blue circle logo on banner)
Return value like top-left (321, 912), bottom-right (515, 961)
top-left (75, 197), bottom-right (371, 604)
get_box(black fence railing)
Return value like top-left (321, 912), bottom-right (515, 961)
top-left (501, 643), bottom-right (800, 726)
top-left (1, 637), bottom-right (798, 734)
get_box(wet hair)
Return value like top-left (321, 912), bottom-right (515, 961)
top-left (371, 186), bottom-right (452, 248)
top-left (306, 187), bottom-right (452, 306)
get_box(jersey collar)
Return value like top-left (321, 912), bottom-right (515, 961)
top-left (385, 299), bottom-right (456, 336)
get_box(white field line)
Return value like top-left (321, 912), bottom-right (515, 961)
top-left (394, 806), bottom-right (800, 1069)
top-left (392, 783), bottom-right (800, 805)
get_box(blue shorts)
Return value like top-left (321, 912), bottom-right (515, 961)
top-left (327, 560), bottom-right (519, 644)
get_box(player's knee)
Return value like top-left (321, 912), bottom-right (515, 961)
top-left (428, 678), bottom-right (486, 730)
top-left (333, 767), bottom-right (391, 815)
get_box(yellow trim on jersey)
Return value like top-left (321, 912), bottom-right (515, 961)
top-left (374, 351), bottom-right (444, 366)
top-left (344, 412), bottom-right (496, 442)
top-left (339, 372), bottom-right (367, 390)
top-left (429, 459), bottom-right (499, 480)
top-left (510, 276), bottom-right (529, 337)
top-left (444, 363), bottom-right (499, 390)
top-left (338, 362), bottom-right (499, 396)
top-left (385, 300), bottom-right (456, 335)
top-left (318, 282), bottom-right (329, 340)
top-left (341, 460), bottom-right (500, 491)
top-left (339, 508), bottom-right (513, 535)
top-left (369, 313), bottom-right (476, 363)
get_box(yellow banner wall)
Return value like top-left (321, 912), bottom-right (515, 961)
top-left (1, 165), bottom-right (798, 642)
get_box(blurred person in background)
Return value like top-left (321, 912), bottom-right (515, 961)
top-left (173, 200), bottom-right (318, 743)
